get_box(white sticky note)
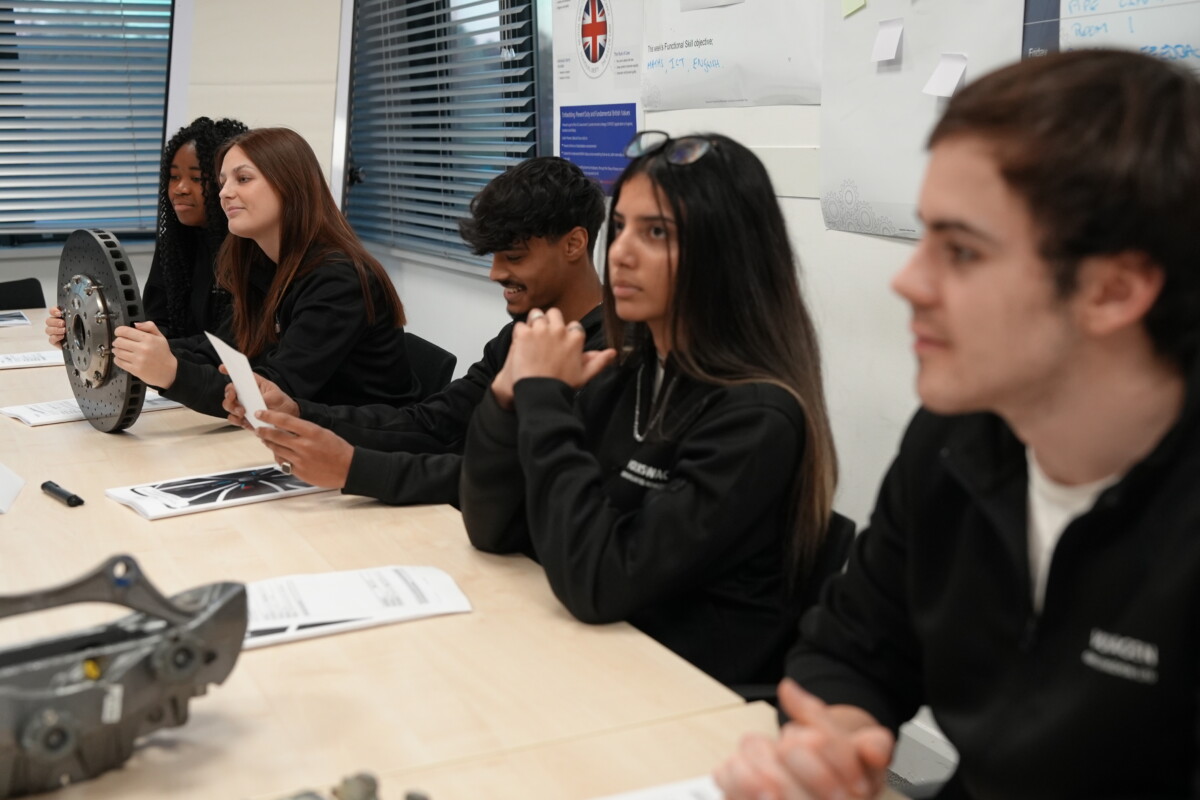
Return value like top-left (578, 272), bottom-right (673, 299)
top-left (871, 17), bottom-right (904, 62)
top-left (205, 332), bottom-right (275, 430)
top-left (0, 461), bottom-right (24, 514)
top-left (923, 53), bottom-right (967, 97)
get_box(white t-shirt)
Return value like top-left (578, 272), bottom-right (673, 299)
top-left (1026, 449), bottom-right (1119, 612)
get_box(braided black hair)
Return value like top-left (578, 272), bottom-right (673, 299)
top-left (155, 117), bottom-right (248, 334)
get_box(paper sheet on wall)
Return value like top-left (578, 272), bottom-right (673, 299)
top-left (641, 0), bottom-right (822, 110)
top-left (820, 0), bottom-right (1023, 239)
top-left (244, 565), bottom-right (472, 649)
top-left (1022, 0), bottom-right (1200, 78)
top-left (553, 0), bottom-right (645, 192)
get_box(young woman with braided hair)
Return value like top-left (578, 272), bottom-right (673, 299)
top-left (46, 117), bottom-right (247, 345)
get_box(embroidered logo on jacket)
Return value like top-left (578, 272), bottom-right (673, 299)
top-left (620, 458), bottom-right (669, 490)
top-left (1080, 628), bottom-right (1159, 685)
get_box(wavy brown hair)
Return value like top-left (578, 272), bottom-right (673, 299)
top-left (214, 127), bottom-right (405, 357)
top-left (604, 133), bottom-right (837, 584)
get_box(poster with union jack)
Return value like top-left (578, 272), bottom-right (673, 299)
top-left (578, 0), bottom-right (612, 77)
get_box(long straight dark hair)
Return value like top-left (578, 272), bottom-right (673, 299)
top-left (603, 133), bottom-right (837, 582)
top-left (214, 127), bottom-right (405, 357)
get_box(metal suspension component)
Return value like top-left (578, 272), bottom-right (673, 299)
top-left (0, 556), bottom-right (247, 797)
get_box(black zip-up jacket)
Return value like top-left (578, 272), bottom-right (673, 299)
top-left (142, 234), bottom-right (227, 339)
top-left (297, 306), bottom-right (606, 507)
top-left (789, 364), bottom-right (1200, 798)
top-left (461, 352), bottom-right (808, 686)
top-left (163, 253), bottom-right (418, 418)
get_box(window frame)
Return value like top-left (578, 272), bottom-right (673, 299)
top-left (339, 0), bottom-right (554, 274)
top-left (0, 0), bottom-right (175, 248)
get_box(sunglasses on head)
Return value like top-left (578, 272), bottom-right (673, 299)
top-left (623, 130), bottom-right (716, 165)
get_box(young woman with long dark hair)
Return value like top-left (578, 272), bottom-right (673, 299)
top-left (112, 127), bottom-right (418, 418)
top-left (460, 132), bottom-right (838, 686)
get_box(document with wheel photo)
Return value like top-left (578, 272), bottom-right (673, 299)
top-left (106, 463), bottom-right (332, 519)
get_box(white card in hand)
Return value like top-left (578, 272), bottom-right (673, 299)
top-left (205, 332), bottom-right (275, 430)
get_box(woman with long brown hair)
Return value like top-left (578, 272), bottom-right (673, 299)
top-left (460, 132), bottom-right (838, 687)
top-left (112, 127), bottom-right (417, 417)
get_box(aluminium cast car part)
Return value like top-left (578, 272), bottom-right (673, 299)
top-left (57, 229), bottom-right (146, 432)
top-left (0, 555), bottom-right (247, 797)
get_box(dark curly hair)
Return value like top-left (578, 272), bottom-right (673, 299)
top-left (155, 117), bottom-right (248, 334)
top-left (458, 157), bottom-right (606, 255)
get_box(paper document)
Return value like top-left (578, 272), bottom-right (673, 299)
top-left (0, 351), bottom-right (62, 370)
top-left (244, 565), bottom-right (472, 649)
top-left (0, 461), bottom-right (24, 514)
top-left (591, 776), bottom-right (720, 800)
top-left (106, 463), bottom-right (331, 520)
top-left (0, 311), bottom-right (31, 327)
top-left (923, 53), bottom-right (968, 97)
top-left (871, 17), bottom-right (903, 62)
top-left (205, 331), bottom-right (274, 430)
top-left (1, 392), bottom-right (181, 427)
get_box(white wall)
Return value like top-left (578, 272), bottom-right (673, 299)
top-left (183, 0), bottom-right (345, 180)
top-left (370, 250), bottom-right (514, 379)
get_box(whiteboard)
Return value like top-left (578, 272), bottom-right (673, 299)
top-left (1023, 0), bottom-right (1200, 78)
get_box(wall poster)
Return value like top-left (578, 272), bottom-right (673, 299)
top-left (553, 0), bottom-right (645, 191)
top-left (640, 0), bottom-right (822, 110)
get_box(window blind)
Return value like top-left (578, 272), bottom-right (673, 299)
top-left (0, 0), bottom-right (172, 239)
top-left (345, 0), bottom-right (543, 263)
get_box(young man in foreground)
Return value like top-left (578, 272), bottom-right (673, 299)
top-left (718, 49), bottom-right (1200, 799)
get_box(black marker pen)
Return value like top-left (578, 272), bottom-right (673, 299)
top-left (41, 481), bottom-right (84, 507)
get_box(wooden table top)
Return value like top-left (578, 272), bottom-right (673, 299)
top-left (0, 311), bottom-right (746, 799)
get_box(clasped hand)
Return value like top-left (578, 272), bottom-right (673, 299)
top-left (715, 679), bottom-right (895, 800)
top-left (490, 308), bottom-right (616, 409)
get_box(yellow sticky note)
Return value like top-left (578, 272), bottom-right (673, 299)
top-left (843, 0), bottom-right (866, 17)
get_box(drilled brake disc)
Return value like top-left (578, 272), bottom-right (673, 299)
top-left (57, 230), bottom-right (146, 433)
